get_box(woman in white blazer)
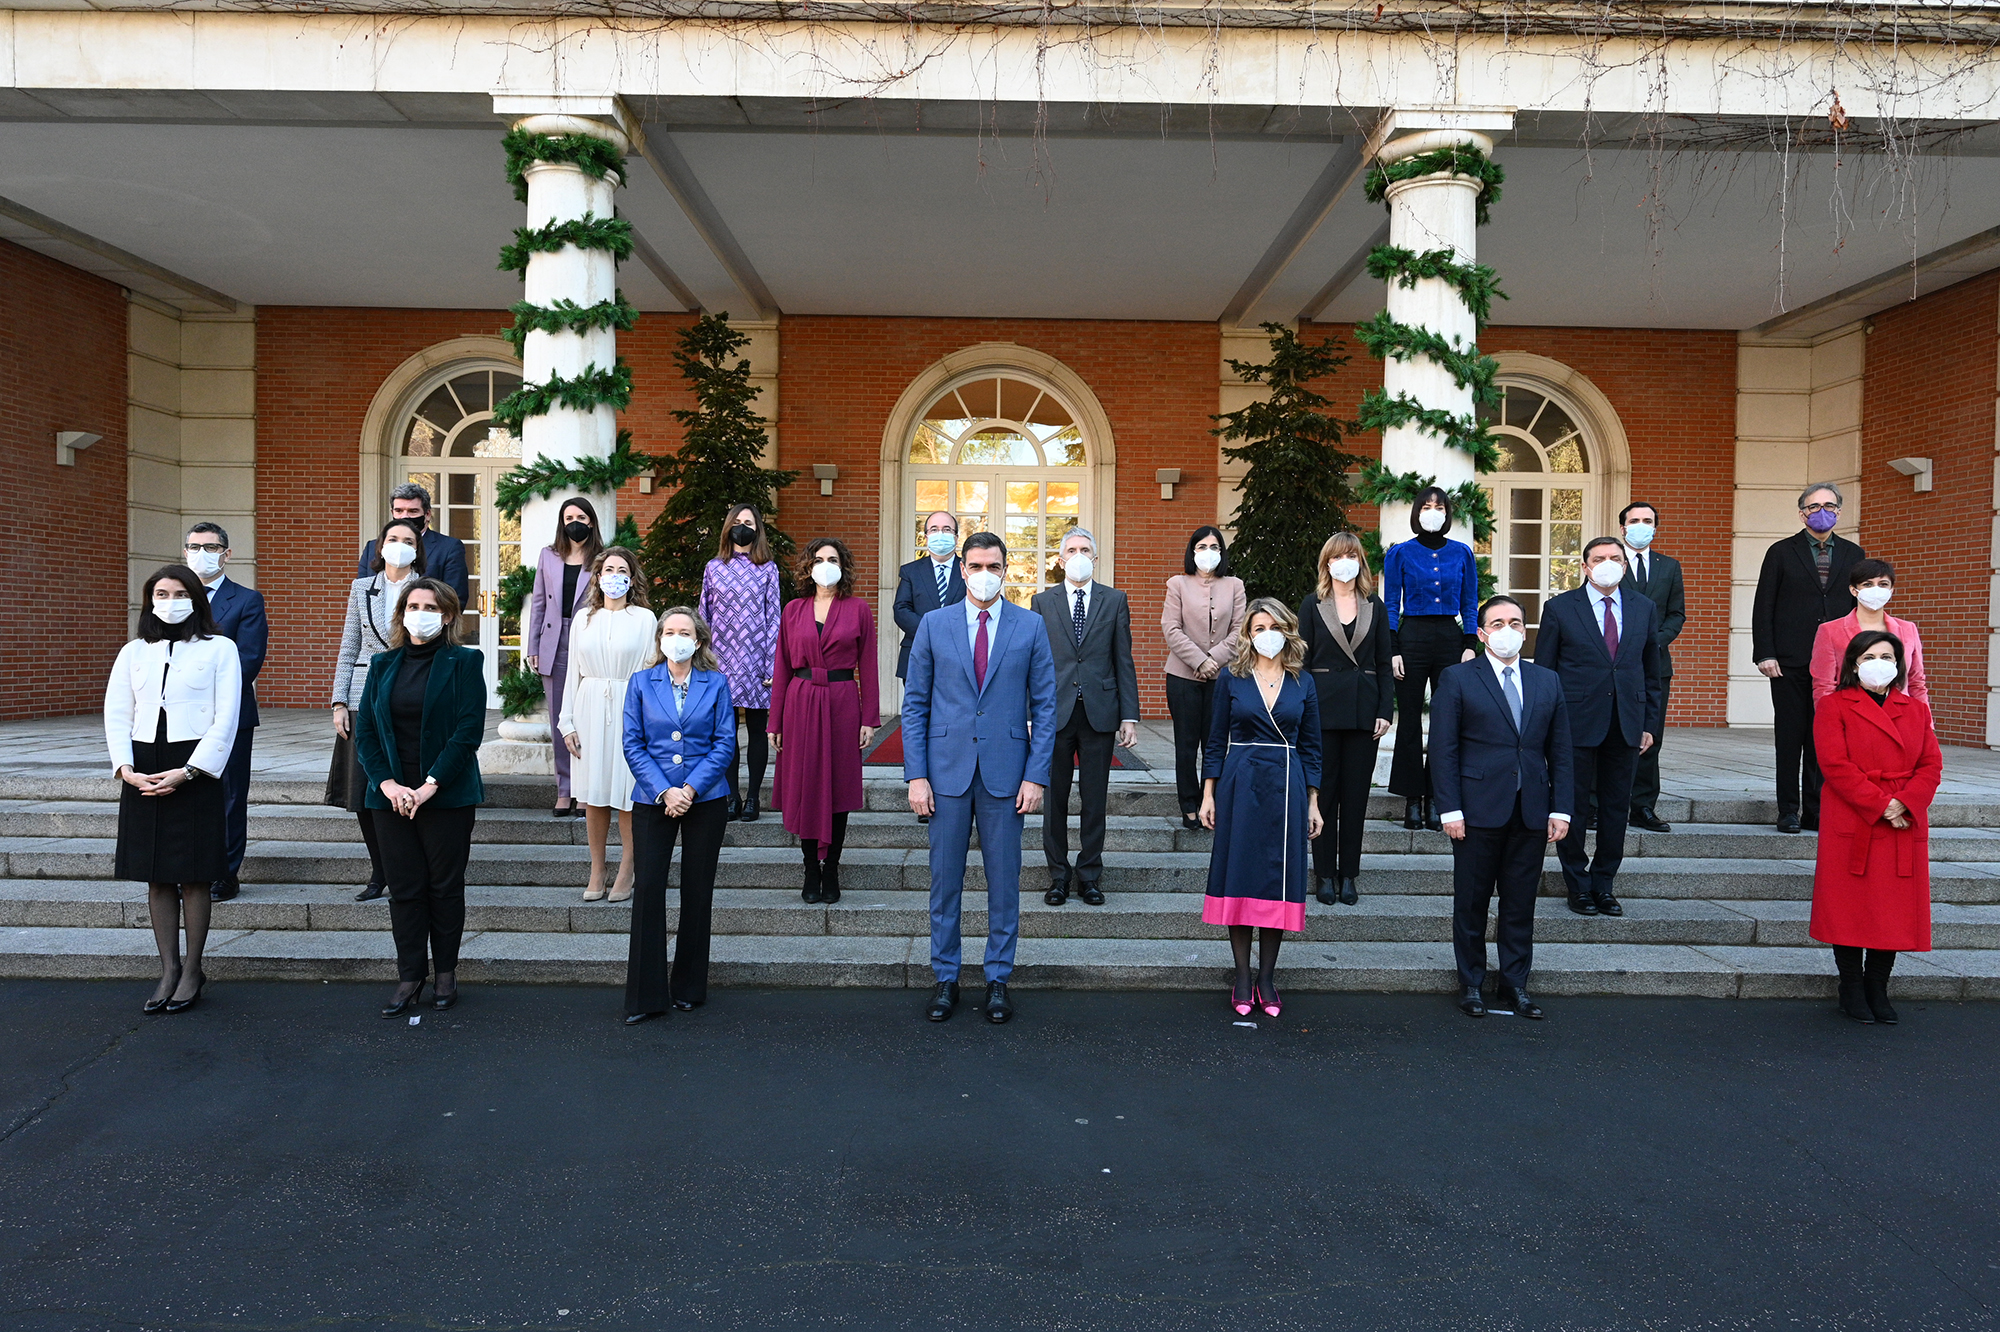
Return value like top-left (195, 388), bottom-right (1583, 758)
top-left (328, 517), bottom-right (425, 902)
top-left (105, 565), bottom-right (242, 1015)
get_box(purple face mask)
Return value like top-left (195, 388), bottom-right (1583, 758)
top-left (1805, 508), bottom-right (1838, 534)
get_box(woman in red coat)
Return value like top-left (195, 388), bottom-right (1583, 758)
top-left (1811, 629), bottom-right (1943, 1025)
top-left (769, 538), bottom-right (880, 904)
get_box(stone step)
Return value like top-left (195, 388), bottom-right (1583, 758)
top-left (9, 879), bottom-right (1999, 949)
top-left (4, 924), bottom-right (1995, 999)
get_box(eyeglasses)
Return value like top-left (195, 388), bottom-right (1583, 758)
top-left (1802, 502), bottom-right (1841, 514)
top-left (184, 543), bottom-right (226, 554)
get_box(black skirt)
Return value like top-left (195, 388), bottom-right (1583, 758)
top-left (115, 729), bottom-right (227, 884)
top-left (324, 731), bottom-right (371, 811)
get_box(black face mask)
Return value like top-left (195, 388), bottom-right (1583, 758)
top-left (565, 520), bottom-right (593, 543)
top-left (730, 524), bottom-right (757, 547)
top-left (398, 513), bottom-right (428, 532)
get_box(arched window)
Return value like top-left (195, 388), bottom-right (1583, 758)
top-left (1474, 382), bottom-right (1597, 653)
top-left (906, 373), bottom-right (1090, 605)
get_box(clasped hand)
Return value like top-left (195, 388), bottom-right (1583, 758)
top-left (121, 766), bottom-right (189, 797)
top-left (1884, 797), bottom-right (1912, 831)
top-left (378, 779), bottom-right (434, 819)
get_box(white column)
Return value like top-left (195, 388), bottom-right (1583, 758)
top-left (1373, 129), bottom-right (1490, 549)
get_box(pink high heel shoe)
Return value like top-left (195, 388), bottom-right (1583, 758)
top-left (1255, 984), bottom-right (1282, 1019)
top-left (1230, 981), bottom-right (1255, 1017)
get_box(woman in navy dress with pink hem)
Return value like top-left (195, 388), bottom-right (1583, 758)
top-left (1199, 597), bottom-right (1322, 1020)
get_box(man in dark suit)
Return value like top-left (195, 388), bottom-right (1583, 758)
top-left (1619, 501), bottom-right (1685, 833)
top-left (1431, 595), bottom-right (1573, 1019)
top-left (1751, 482), bottom-right (1865, 834)
top-left (358, 482), bottom-right (470, 606)
top-left (1028, 528), bottom-right (1140, 906)
top-left (892, 509), bottom-right (965, 679)
top-left (183, 523), bottom-right (268, 903)
top-left (1534, 538), bottom-right (1663, 918)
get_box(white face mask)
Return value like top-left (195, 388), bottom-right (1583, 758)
top-left (154, 596), bottom-right (194, 625)
top-left (1856, 657), bottom-right (1899, 689)
top-left (1589, 559), bottom-right (1626, 589)
top-left (1064, 553), bottom-right (1094, 584)
top-left (926, 530), bottom-right (958, 558)
top-left (381, 541), bottom-right (417, 569)
top-left (661, 633), bottom-right (699, 663)
top-left (1856, 586), bottom-right (1893, 611)
top-left (811, 561), bottom-right (843, 588)
top-left (403, 609), bottom-right (443, 641)
top-left (965, 569), bottom-right (1003, 603)
top-left (1417, 508), bottom-right (1448, 533)
top-left (1252, 629), bottom-right (1286, 660)
top-left (1484, 626), bottom-right (1525, 660)
top-left (599, 572), bottom-right (631, 600)
top-left (1193, 548), bottom-right (1222, 572)
top-left (1328, 557), bottom-right (1361, 584)
top-left (185, 548), bottom-right (222, 578)
top-left (1623, 522), bottom-right (1655, 549)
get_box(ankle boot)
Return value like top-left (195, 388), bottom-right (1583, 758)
top-left (1422, 797), bottom-right (1442, 833)
top-left (1402, 799), bottom-right (1422, 831)
top-left (821, 855), bottom-right (842, 904)
top-left (1863, 976), bottom-right (1898, 1025)
top-left (1837, 980), bottom-right (1875, 1023)
top-left (801, 852), bottom-right (823, 904)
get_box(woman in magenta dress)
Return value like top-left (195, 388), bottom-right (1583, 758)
top-left (769, 538), bottom-right (879, 904)
top-left (699, 503), bottom-right (782, 822)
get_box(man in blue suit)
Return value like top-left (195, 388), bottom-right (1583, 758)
top-left (903, 531), bottom-right (1056, 1024)
top-left (1534, 537), bottom-right (1664, 918)
top-left (184, 523), bottom-right (268, 902)
top-left (1431, 595), bottom-right (1574, 1020)
top-left (358, 483), bottom-right (470, 606)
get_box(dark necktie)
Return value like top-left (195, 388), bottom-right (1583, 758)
top-left (1601, 594), bottom-right (1619, 658)
top-left (1635, 554), bottom-right (1647, 589)
top-left (935, 560), bottom-right (949, 604)
top-left (974, 610), bottom-right (991, 689)
top-left (1073, 588), bottom-right (1087, 647)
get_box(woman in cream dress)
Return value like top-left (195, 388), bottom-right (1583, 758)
top-left (558, 547), bottom-right (659, 902)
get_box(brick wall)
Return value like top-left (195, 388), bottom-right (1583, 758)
top-left (1860, 271), bottom-right (2000, 746)
top-left (0, 239), bottom-right (127, 718)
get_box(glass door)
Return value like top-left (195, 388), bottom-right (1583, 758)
top-left (1475, 483), bottom-right (1585, 657)
top-left (909, 473), bottom-right (1083, 607)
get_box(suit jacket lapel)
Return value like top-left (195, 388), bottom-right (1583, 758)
top-left (977, 604), bottom-right (1017, 696)
top-left (1857, 688), bottom-right (1908, 747)
top-left (954, 605), bottom-right (982, 696)
top-left (1473, 657), bottom-right (1521, 736)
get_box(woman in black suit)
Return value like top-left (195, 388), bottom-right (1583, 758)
top-left (1298, 532), bottom-right (1394, 905)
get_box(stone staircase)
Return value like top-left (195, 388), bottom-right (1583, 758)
top-left (3, 773), bottom-right (1998, 1000)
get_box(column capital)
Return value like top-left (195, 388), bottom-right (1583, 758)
top-left (1368, 106), bottom-right (1514, 162)
top-left (494, 96), bottom-right (629, 154)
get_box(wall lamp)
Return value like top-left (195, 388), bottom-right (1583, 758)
top-left (1886, 456), bottom-right (1934, 494)
top-left (813, 464), bottom-right (839, 496)
top-left (1155, 468), bottom-right (1182, 501)
top-left (56, 431), bottom-right (102, 467)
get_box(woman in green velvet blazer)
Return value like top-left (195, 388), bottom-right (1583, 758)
top-left (355, 578), bottom-right (486, 1017)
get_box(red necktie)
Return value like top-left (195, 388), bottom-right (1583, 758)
top-left (974, 609), bottom-right (991, 689)
top-left (1601, 594), bottom-right (1619, 658)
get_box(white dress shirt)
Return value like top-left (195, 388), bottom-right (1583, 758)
top-left (1623, 545), bottom-right (1652, 586)
top-left (1588, 583), bottom-right (1623, 640)
top-left (1436, 652), bottom-right (1569, 825)
top-left (965, 591), bottom-right (1004, 652)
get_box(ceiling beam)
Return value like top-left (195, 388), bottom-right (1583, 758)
top-left (627, 227), bottom-right (703, 312)
top-left (0, 193), bottom-right (240, 311)
top-left (1752, 222), bottom-right (2000, 337)
top-left (616, 99), bottom-right (779, 321)
top-left (1217, 139), bottom-right (1368, 328)
top-left (1297, 219), bottom-right (1390, 323)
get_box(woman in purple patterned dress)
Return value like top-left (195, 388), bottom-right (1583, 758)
top-left (699, 504), bottom-right (781, 821)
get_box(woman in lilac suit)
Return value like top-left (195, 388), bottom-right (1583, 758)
top-left (526, 496), bottom-right (602, 816)
top-left (699, 503), bottom-right (781, 823)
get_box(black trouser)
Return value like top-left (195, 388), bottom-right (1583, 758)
top-left (1164, 674), bottom-right (1215, 816)
top-left (1558, 711), bottom-right (1637, 900)
top-left (1312, 728), bottom-right (1379, 881)
top-left (1389, 616), bottom-right (1462, 799)
top-left (625, 797), bottom-right (729, 1013)
top-left (221, 722), bottom-right (255, 878)
top-left (1629, 676), bottom-right (1670, 813)
top-left (375, 802), bottom-right (475, 983)
top-left (1452, 796), bottom-right (1541, 991)
top-left (1045, 707), bottom-right (1115, 885)
top-left (356, 807), bottom-right (385, 888)
top-left (727, 708), bottom-right (770, 802)
top-left (1770, 670), bottom-right (1822, 821)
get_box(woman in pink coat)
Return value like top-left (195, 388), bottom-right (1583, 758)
top-left (769, 538), bottom-right (879, 904)
top-left (1811, 629), bottom-right (1943, 1026)
top-left (1810, 559), bottom-right (1927, 706)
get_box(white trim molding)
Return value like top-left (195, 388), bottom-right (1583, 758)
top-left (356, 336), bottom-right (521, 541)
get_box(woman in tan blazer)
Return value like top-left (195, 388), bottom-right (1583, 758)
top-left (1162, 525), bottom-right (1247, 831)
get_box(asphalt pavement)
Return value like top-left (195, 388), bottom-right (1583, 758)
top-left (1, 981), bottom-right (1996, 1331)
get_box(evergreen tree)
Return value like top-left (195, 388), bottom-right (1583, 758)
top-left (1212, 323), bottom-right (1362, 606)
top-left (643, 313), bottom-right (799, 606)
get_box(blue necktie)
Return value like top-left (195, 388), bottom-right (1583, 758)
top-left (935, 561), bottom-right (949, 604)
top-left (1503, 665), bottom-right (1523, 730)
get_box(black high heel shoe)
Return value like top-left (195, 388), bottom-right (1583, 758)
top-left (432, 972), bottom-right (458, 1011)
top-left (162, 970), bottom-right (205, 1015)
top-left (725, 796), bottom-right (743, 820)
top-left (1403, 799), bottom-right (1423, 831)
top-left (380, 980), bottom-right (426, 1018)
top-left (144, 968), bottom-right (182, 1014)
top-left (739, 796), bottom-right (761, 823)
top-left (1314, 876), bottom-right (1335, 906)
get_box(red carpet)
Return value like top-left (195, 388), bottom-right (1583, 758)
top-left (863, 721), bottom-right (1146, 769)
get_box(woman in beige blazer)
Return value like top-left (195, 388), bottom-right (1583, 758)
top-left (1162, 525), bottom-right (1247, 831)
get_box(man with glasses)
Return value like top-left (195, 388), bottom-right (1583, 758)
top-left (183, 523), bottom-right (267, 902)
top-left (356, 483), bottom-right (470, 605)
top-left (893, 510), bottom-right (968, 825)
top-left (1752, 482), bottom-right (1865, 834)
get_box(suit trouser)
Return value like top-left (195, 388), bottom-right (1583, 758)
top-left (1044, 708), bottom-right (1114, 885)
top-left (542, 625), bottom-right (573, 798)
top-left (376, 802), bottom-right (475, 983)
top-left (1164, 674), bottom-right (1215, 816)
top-left (1452, 798), bottom-right (1542, 991)
top-left (929, 765), bottom-right (1023, 984)
top-left (1389, 616), bottom-right (1462, 799)
top-left (1770, 670), bottom-right (1823, 821)
top-left (1557, 712), bottom-right (1637, 899)
top-left (1312, 728), bottom-right (1380, 881)
top-left (625, 797), bottom-right (729, 1012)
top-left (221, 722), bottom-right (255, 878)
top-left (1628, 677), bottom-right (1670, 812)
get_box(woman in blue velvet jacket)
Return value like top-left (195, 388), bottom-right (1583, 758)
top-left (1381, 485), bottom-right (1480, 832)
top-left (620, 606), bottom-right (736, 1023)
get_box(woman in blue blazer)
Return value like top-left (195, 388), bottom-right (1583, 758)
top-left (621, 606), bottom-right (737, 1023)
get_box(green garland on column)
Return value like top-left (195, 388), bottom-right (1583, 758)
top-left (496, 429), bottom-right (657, 516)
top-left (498, 214), bottom-right (635, 273)
top-left (502, 295), bottom-right (639, 356)
top-left (501, 127), bottom-right (626, 203)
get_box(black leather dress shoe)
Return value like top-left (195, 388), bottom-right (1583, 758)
top-left (1776, 813), bottom-right (1802, 834)
top-left (984, 981), bottom-right (1014, 1024)
top-left (1181, 814), bottom-right (1201, 832)
top-left (1403, 800), bottom-right (1423, 831)
top-left (1314, 876), bottom-right (1335, 906)
top-left (671, 998), bottom-right (697, 1011)
top-left (1566, 895), bottom-right (1599, 917)
top-left (209, 878), bottom-right (239, 903)
top-left (1339, 877), bottom-right (1359, 906)
top-left (1078, 882), bottom-right (1105, 906)
top-left (1457, 986), bottom-right (1486, 1017)
top-left (355, 880), bottom-right (386, 902)
top-left (1631, 807), bottom-right (1672, 833)
top-left (916, 814), bottom-right (930, 825)
top-left (926, 981), bottom-right (958, 1022)
top-left (1594, 891), bottom-right (1624, 917)
top-left (725, 796), bottom-right (742, 819)
top-left (1045, 880), bottom-right (1069, 906)
top-left (625, 1010), bottom-right (663, 1025)
top-left (1499, 987), bottom-right (1544, 1019)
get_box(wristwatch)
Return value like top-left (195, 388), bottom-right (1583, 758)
top-left (181, 765), bottom-right (199, 783)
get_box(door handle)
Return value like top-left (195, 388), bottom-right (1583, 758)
top-left (477, 591), bottom-right (496, 617)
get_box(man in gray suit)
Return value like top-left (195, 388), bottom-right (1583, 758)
top-left (1619, 501), bottom-right (1685, 833)
top-left (1029, 528), bottom-right (1140, 906)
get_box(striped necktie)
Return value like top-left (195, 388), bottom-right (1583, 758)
top-left (935, 560), bottom-right (949, 604)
